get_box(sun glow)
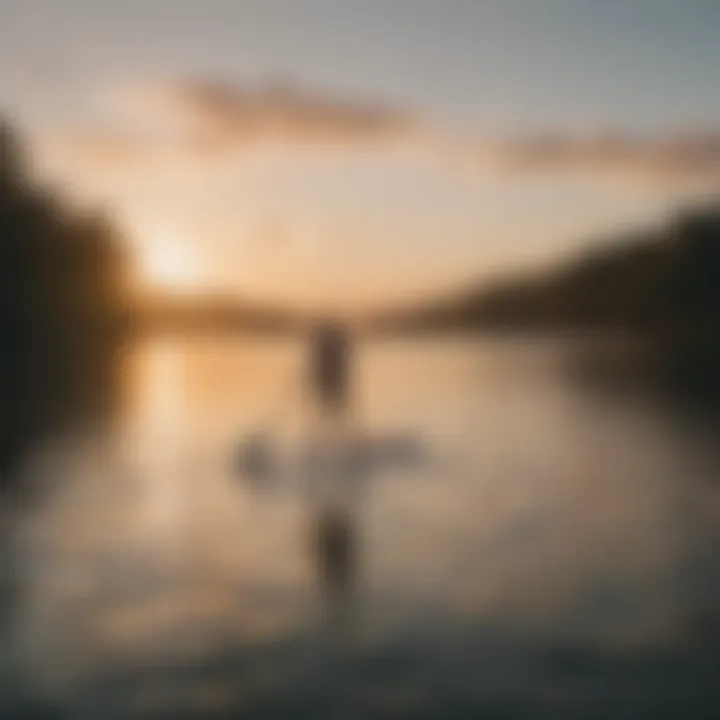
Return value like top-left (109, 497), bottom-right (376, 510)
top-left (141, 239), bottom-right (199, 290)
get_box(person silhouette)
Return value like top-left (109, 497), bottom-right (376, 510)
top-left (310, 321), bottom-right (352, 414)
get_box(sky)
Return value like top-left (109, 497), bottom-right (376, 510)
top-left (1, 0), bottom-right (719, 308)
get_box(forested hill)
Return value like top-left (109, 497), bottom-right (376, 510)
top-left (374, 204), bottom-right (720, 398)
top-left (377, 205), bottom-right (720, 336)
top-left (0, 122), bottom-right (129, 481)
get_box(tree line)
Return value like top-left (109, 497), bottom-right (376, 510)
top-left (0, 122), bottom-right (129, 481)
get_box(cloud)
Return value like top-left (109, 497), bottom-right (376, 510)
top-left (37, 77), bottom-right (427, 191)
top-left (38, 76), bottom-right (720, 191)
top-left (475, 130), bottom-right (720, 186)
top-left (116, 77), bottom-right (419, 146)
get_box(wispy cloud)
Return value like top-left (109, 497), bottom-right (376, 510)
top-left (39, 76), bottom-right (720, 191)
top-left (38, 77), bottom-right (424, 190)
top-left (475, 130), bottom-right (720, 186)
top-left (125, 77), bottom-right (416, 141)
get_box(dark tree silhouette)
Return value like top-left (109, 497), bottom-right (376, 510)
top-left (0, 122), bottom-right (128, 483)
top-left (376, 202), bottom-right (720, 400)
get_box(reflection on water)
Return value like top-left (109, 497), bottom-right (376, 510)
top-left (3, 336), bottom-right (720, 717)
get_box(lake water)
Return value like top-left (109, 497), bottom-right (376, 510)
top-left (4, 335), bottom-right (720, 718)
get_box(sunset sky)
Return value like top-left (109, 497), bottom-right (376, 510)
top-left (2, 0), bottom-right (719, 309)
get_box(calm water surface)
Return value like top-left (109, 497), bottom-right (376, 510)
top-left (6, 336), bottom-right (720, 718)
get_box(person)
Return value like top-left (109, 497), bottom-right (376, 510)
top-left (309, 321), bottom-right (352, 414)
top-left (236, 431), bottom-right (273, 485)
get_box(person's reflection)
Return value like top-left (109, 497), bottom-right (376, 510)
top-left (312, 504), bottom-right (356, 639)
